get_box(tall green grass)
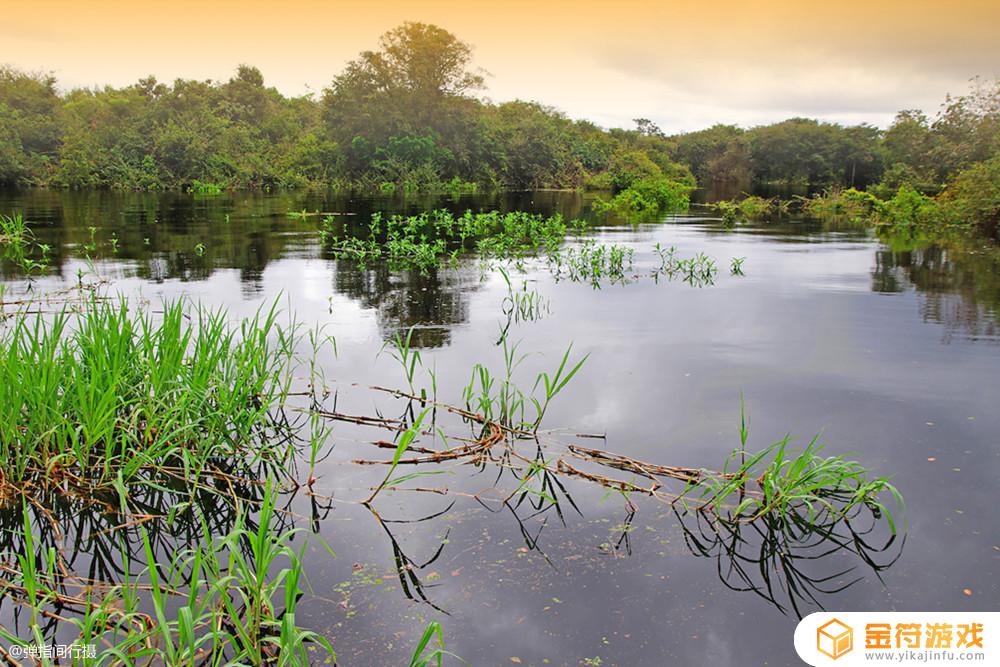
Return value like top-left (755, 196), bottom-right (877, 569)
top-left (0, 298), bottom-right (298, 502)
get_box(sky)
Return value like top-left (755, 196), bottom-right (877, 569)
top-left (3, 0), bottom-right (998, 133)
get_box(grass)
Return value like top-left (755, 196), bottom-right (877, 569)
top-left (0, 297), bottom-right (301, 504)
top-left (0, 212), bottom-right (30, 247)
top-left (461, 333), bottom-right (588, 433)
top-left (0, 481), bottom-right (336, 665)
top-left (382, 326), bottom-right (424, 396)
top-left (0, 213), bottom-right (48, 276)
top-left (693, 433), bottom-right (906, 535)
top-left (553, 240), bottom-right (635, 287)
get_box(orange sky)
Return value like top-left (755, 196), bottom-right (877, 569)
top-left (3, 1), bottom-right (998, 132)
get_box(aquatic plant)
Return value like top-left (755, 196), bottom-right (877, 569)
top-left (381, 325), bottom-right (424, 396)
top-left (326, 210), bottom-right (568, 274)
top-left (0, 298), bottom-right (302, 504)
top-left (592, 176), bottom-right (692, 218)
top-left (0, 482), bottom-right (336, 665)
top-left (498, 266), bottom-right (549, 328)
top-left (0, 212), bottom-right (48, 275)
top-left (188, 180), bottom-right (223, 195)
top-left (0, 212), bottom-right (30, 247)
top-left (408, 620), bottom-right (456, 667)
top-left (730, 256), bottom-right (746, 275)
top-left (530, 344), bottom-right (589, 433)
top-left (694, 435), bottom-right (905, 534)
top-left (798, 187), bottom-right (882, 222)
top-left (555, 240), bottom-right (635, 286)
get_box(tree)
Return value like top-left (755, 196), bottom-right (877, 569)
top-left (324, 22), bottom-right (485, 143)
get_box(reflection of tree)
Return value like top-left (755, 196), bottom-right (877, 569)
top-left (332, 259), bottom-right (477, 347)
top-left (872, 242), bottom-right (1000, 342)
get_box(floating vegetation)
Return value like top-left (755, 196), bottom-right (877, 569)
top-left (710, 195), bottom-right (786, 223)
top-left (319, 209), bottom-right (736, 291)
top-left (730, 256), bottom-right (746, 275)
top-left (325, 210), bottom-right (566, 274)
top-left (188, 180), bottom-right (224, 195)
top-left (552, 240), bottom-right (635, 287)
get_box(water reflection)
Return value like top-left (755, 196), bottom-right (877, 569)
top-left (3, 188), bottom-right (998, 343)
top-left (332, 259), bottom-right (477, 348)
top-left (873, 242), bottom-right (1000, 342)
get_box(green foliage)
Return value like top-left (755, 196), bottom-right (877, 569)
top-left (0, 31), bottom-right (995, 220)
top-left (877, 185), bottom-right (938, 228)
top-left (937, 155), bottom-right (1000, 236)
top-left (592, 176), bottom-right (691, 217)
top-left (747, 118), bottom-right (882, 189)
top-left (189, 179), bottom-right (223, 195)
top-left (325, 209), bottom-right (568, 273)
top-left (0, 24), bottom-right (688, 193)
top-left (711, 195), bottom-right (781, 222)
top-left (800, 187), bottom-right (882, 222)
top-left (696, 434), bottom-right (905, 535)
top-left (0, 212), bottom-right (50, 275)
top-left (0, 298), bottom-right (298, 495)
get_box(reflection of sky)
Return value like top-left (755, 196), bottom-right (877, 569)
top-left (3, 212), bottom-right (998, 665)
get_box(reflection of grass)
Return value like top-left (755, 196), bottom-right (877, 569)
top-left (0, 481), bottom-right (336, 664)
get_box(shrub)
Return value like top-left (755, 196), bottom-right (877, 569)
top-left (938, 156), bottom-right (1000, 237)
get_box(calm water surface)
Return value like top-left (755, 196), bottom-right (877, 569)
top-left (1, 189), bottom-right (997, 666)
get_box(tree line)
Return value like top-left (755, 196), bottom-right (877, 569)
top-left (0, 22), bottom-right (997, 199)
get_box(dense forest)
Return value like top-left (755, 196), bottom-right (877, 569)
top-left (1, 22), bottom-right (997, 213)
